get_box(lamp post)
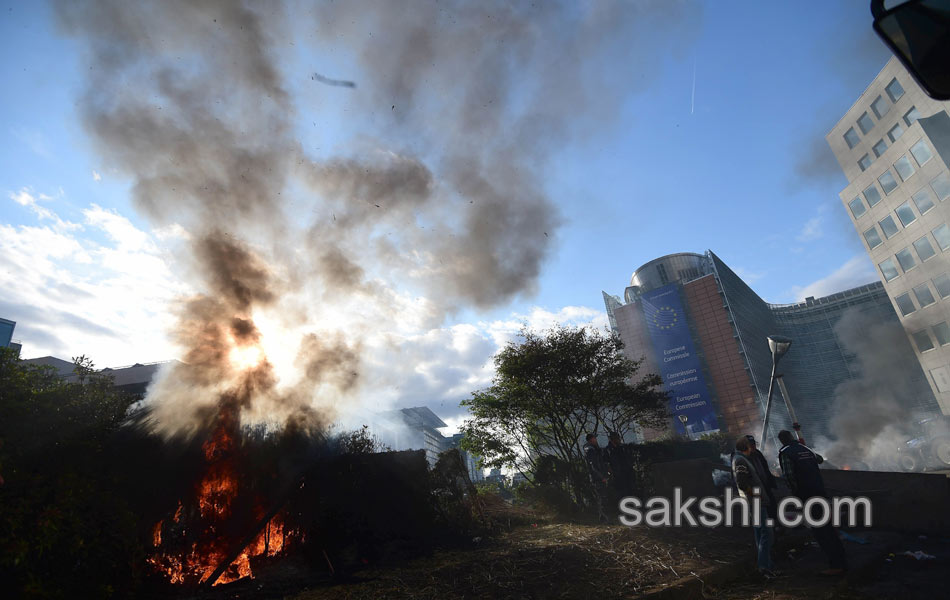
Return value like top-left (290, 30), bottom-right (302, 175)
top-left (759, 335), bottom-right (794, 450)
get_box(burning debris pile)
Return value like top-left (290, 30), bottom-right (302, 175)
top-left (147, 406), bottom-right (293, 586)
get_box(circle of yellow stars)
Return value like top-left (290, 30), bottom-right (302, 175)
top-left (652, 306), bottom-right (678, 330)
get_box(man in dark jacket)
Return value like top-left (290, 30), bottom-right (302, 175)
top-left (583, 433), bottom-right (610, 522)
top-left (746, 434), bottom-right (778, 520)
top-left (777, 430), bottom-right (847, 575)
top-left (733, 436), bottom-right (777, 577)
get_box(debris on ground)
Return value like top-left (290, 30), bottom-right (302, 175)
top-left (899, 550), bottom-right (935, 560)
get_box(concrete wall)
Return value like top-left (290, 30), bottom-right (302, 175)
top-left (649, 458), bottom-right (950, 534)
top-left (822, 468), bottom-right (950, 534)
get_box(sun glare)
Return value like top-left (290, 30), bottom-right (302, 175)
top-left (229, 345), bottom-right (263, 371)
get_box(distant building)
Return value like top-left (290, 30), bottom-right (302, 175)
top-left (604, 251), bottom-right (937, 441)
top-left (446, 432), bottom-right (484, 482)
top-left (18, 355), bottom-right (169, 397)
top-left (20, 355), bottom-right (77, 379)
top-left (0, 318), bottom-right (20, 356)
top-left (827, 56), bottom-right (950, 415)
top-left (484, 468), bottom-right (506, 485)
top-left (367, 407), bottom-right (484, 480)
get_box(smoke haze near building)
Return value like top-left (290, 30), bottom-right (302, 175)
top-left (821, 309), bottom-right (935, 469)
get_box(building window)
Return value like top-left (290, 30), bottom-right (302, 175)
top-left (910, 139), bottom-right (933, 166)
top-left (872, 139), bottom-right (888, 158)
top-left (934, 322), bottom-right (950, 346)
top-left (657, 263), bottom-right (669, 284)
top-left (896, 201), bottom-right (917, 226)
top-left (871, 95), bottom-right (890, 119)
top-left (858, 111), bottom-right (875, 134)
top-left (888, 123), bottom-right (904, 142)
top-left (932, 171), bottom-right (950, 202)
top-left (848, 197), bottom-right (867, 219)
top-left (858, 154), bottom-right (872, 171)
top-left (912, 187), bottom-right (936, 214)
top-left (864, 226), bottom-right (883, 249)
top-left (912, 329), bottom-right (934, 352)
top-left (886, 77), bottom-right (905, 102)
top-left (879, 214), bottom-right (900, 238)
top-left (879, 170), bottom-right (898, 194)
top-left (894, 155), bottom-right (916, 181)
top-left (934, 273), bottom-right (950, 298)
top-left (933, 223), bottom-right (950, 250)
top-left (914, 235), bottom-right (937, 262)
top-left (879, 257), bottom-right (900, 281)
top-left (896, 247), bottom-right (917, 272)
top-left (844, 127), bottom-right (860, 149)
top-left (931, 366), bottom-right (950, 392)
top-left (914, 282), bottom-right (937, 307)
top-left (896, 292), bottom-right (917, 316)
top-left (904, 106), bottom-right (921, 126)
top-left (864, 184), bottom-right (883, 207)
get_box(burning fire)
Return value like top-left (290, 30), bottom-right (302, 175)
top-left (148, 413), bottom-right (293, 586)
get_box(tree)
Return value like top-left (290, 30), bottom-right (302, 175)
top-left (0, 347), bottom-right (143, 598)
top-left (460, 325), bottom-right (667, 504)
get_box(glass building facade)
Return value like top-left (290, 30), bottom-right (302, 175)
top-left (605, 251), bottom-right (939, 441)
top-left (0, 318), bottom-right (15, 348)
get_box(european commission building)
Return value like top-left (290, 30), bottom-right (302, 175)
top-left (603, 251), bottom-right (938, 442)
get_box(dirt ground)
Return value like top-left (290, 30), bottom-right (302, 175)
top-left (287, 522), bottom-right (751, 599)
top-left (183, 521), bottom-right (948, 600)
top-left (708, 532), bottom-right (950, 600)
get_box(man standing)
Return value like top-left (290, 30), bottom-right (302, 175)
top-left (746, 434), bottom-right (778, 521)
top-left (583, 433), bottom-right (610, 523)
top-left (732, 436), bottom-right (777, 578)
top-left (777, 430), bottom-right (847, 575)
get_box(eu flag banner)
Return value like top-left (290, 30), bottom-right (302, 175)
top-left (640, 284), bottom-right (719, 438)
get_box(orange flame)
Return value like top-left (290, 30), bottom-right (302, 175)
top-left (148, 418), bottom-right (293, 586)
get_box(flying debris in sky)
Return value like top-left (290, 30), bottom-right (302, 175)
top-left (312, 72), bottom-right (356, 88)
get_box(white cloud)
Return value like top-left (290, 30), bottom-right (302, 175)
top-left (1, 192), bottom-right (185, 366)
top-left (788, 255), bottom-right (877, 301)
top-left (796, 204), bottom-right (837, 244)
top-left (797, 215), bottom-right (823, 242)
top-left (92, 170), bottom-right (102, 182)
top-left (8, 188), bottom-right (81, 232)
top-left (733, 266), bottom-right (765, 284)
top-left (84, 203), bottom-right (153, 252)
top-left (481, 305), bottom-right (607, 348)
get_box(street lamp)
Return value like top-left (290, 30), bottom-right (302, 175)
top-left (759, 335), bottom-right (803, 450)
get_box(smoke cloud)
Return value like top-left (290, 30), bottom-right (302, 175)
top-left (821, 309), bottom-right (938, 469)
top-left (54, 0), bottom-right (701, 438)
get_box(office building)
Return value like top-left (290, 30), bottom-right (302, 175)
top-left (604, 251), bottom-right (936, 440)
top-left (827, 56), bottom-right (950, 415)
top-left (0, 318), bottom-right (21, 355)
top-left (369, 406), bottom-right (483, 481)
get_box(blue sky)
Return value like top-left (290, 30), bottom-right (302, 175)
top-left (0, 2), bottom-right (895, 429)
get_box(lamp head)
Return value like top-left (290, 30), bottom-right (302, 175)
top-left (767, 335), bottom-right (792, 360)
